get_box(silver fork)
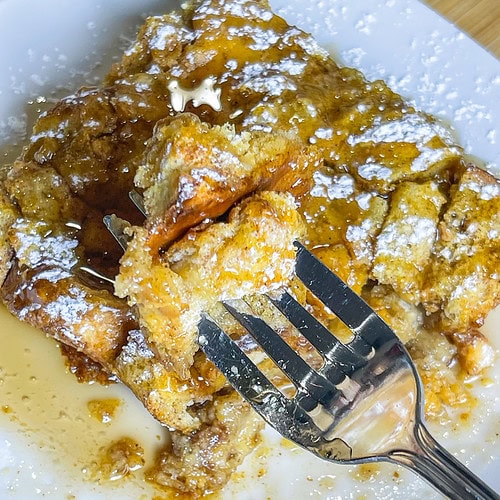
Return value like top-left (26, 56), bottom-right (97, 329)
top-left (198, 242), bottom-right (499, 500)
top-left (103, 213), bottom-right (498, 499)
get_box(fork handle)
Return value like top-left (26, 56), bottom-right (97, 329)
top-left (389, 421), bottom-right (499, 499)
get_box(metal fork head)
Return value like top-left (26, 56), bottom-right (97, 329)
top-left (198, 242), bottom-right (423, 464)
top-left (102, 206), bottom-right (421, 462)
top-left (102, 200), bottom-right (421, 463)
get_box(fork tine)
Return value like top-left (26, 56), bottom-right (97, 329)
top-left (198, 313), bottom-right (323, 447)
top-left (129, 190), bottom-right (147, 217)
top-left (294, 242), bottom-right (395, 350)
top-left (198, 313), bottom-right (282, 402)
top-left (103, 214), bottom-right (132, 251)
top-left (269, 291), bottom-right (367, 374)
top-left (78, 265), bottom-right (115, 285)
top-left (223, 300), bottom-right (342, 405)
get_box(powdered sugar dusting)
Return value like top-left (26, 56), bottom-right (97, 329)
top-left (460, 180), bottom-right (500, 201)
top-left (375, 216), bottom-right (437, 259)
top-left (347, 113), bottom-right (455, 146)
top-left (346, 218), bottom-right (373, 260)
top-left (354, 13), bottom-right (377, 36)
top-left (358, 162), bottom-right (392, 181)
top-left (348, 113), bottom-right (460, 172)
top-left (310, 172), bottom-right (355, 200)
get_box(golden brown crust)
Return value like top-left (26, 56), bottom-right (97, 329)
top-left (60, 343), bottom-right (117, 385)
top-left (0, 186), bottom-right (17, 286)
top-left (115, 332), bottom-right (227, 432)
top-left (135, 113), bottom-right (318, 254)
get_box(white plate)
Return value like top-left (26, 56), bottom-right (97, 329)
top-left (0, 1), bottom-right (498, 498)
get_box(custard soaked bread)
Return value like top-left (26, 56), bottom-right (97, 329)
top-left (1, 0), bottom-right (499, 496)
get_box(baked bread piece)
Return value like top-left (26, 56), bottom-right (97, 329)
top-left (115, 190), bottom-right (304, 382)
top-left (0, 0), bottom-right (499, 496)
top-left (372, 180), bottom-right (447, 303)
top-left (422, 165), bottom-right (500, 333)
top-left (146, 390), bottom-right (264, 496)
top-left (135, 113), bottom-right (317, 254)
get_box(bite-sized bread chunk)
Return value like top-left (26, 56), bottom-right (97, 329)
top-left (451, 330), bottom-right (495, 376)
top-left (115, 191), bottom-right (305, 379)
top-left (422, 165), bottom-right (500, 333)
top-left (135, 113), bottom-right (318, 253)
top-left (372, 180), bottom-right (447, 303)
top-left (147, 391), bottom-right (264, 497)
top-left (363, 285), bottom-right (423, 344)
top-left (115, 332), bottom-right (226, 432)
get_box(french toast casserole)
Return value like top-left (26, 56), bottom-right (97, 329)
top-left (0, 0), bottom-right (499, 496)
